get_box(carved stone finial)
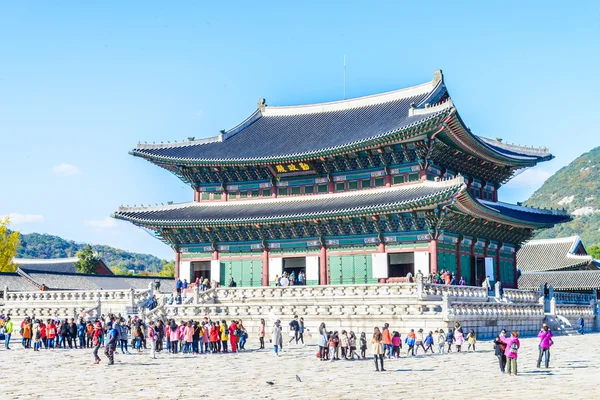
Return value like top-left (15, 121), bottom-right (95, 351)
top-left (432, 69), bottom-right (444, 86)
top-left (496, 137), bottom-right (503, 142)
top-left (257, 98), bottom-right (267, 112)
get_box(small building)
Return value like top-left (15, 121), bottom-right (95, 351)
top-left (13, 256), bottom-right (113, 275)
top-left (517, 236), bottom-right (600, 293)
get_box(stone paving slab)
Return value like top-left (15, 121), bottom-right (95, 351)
top-left (0, 334), bottom-right (598, 399)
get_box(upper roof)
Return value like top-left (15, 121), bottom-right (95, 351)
top-left (130, 71), bottom-right (552, 167)
top-left (517, 236), bottom-right (596, 272)
top-left (13, 256), bottom-right (113, 275)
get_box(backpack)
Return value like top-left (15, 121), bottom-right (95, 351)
top-left (133, 327), bottom-right (140, 337)
top-left (510, 342), bottom-right (518, 353)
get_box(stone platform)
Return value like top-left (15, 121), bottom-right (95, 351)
top-left (1, 333), bottom-right (598, 399)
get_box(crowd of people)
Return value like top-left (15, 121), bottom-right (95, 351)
top-left (0, 312), bottom-right (570, 374)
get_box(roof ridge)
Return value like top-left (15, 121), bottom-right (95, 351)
top-left (13, 257), bottom-right (80, 264)
top-left (524, 236), bottom-right (580, 245)
top-left (262, 80), bottom-right (435, 117)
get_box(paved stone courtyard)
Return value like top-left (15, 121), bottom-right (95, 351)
top-left (1, 333), bottom-right (599, 399)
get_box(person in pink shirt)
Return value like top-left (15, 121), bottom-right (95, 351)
top-left (178, 321), bottom-right (186, 353)
top-left (169, 320), bottom-right (179, 354)
top-left (500, 330), bottom-right (520, 376)
top-left (201, 319), bottom-right (210, 353)
top-left (183, 321), bottom-right (194, 354)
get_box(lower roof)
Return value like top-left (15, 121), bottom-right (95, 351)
top-left (519, 270), bottom-right (600, 291)
top-left (517, 236), bottom-right (594, 273)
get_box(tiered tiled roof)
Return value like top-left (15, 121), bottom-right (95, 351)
top-left (130, 71), bottom-right (551, 167)
top-left (13, 256), bottom-right (113, 275)
top-left (114, 177), bottom-right (466, 226)
top-left (517, 236), bottom-right (595, 272)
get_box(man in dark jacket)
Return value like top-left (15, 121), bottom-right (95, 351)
top-left (68, 318), bottom-right (78, 348)
top-left (288, 315), bottom-right (300, 344)
top-left (60, 319), bottom-right (69, 348)
top-left (104, 322), bottom-right (118, 365)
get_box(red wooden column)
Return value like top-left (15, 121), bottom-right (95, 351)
top-left (456, 239), bottom-right (462, 280)
top-left (261, 248), bottom-right (270, 286)
top-left (384, 174), bottom-right (392, 187)
top-left (378, 242), bottom-right (386, 253)
top-left (212, 250), bottom-right (219, 260)
top-left (429, 239), bottom-right (438, 274)
top-left (319, 246), bottom-right (328, 285)
top-left (194, 190), bottom-right (200, 202)
top-left (174, 251), bottom-right (181, 281)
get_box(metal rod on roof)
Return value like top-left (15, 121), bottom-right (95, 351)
top-left (344, 55), bottom-right (347, 100)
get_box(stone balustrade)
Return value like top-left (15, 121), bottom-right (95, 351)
top-left (553, 292), bottom-right (595, 305)
top-left (209, 284), bottom-right (418, 304)
top-left (555, 304), bottom-right (595, 317)
top-left (0, 305), bottom-right (89, 319)
top-left (5, 289), bottom-right (141, 303)
top-left (421, 283), bottom-right (488, 300)
top-left (503, 289), bottom-right (541, 303)
top-left (446, 301), bottom-right (544, 320)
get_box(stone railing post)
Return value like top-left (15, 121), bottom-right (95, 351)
top-left (3, 285), bottom-right (7, 300)
top-left (417, 275), bottom-right (424, 300)
top-left (194, 284), bottom-right (200, 304)
top-left (550, 297), bottom-right (556, 315)
top-left (494, 281), bottom-right (501, 300)
top-left (441, 292), bottom-right (450, 321)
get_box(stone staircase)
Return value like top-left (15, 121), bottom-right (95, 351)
top-left (544, 314), bottom-right (577, 336)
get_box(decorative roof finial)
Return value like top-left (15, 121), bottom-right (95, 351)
top-left (432, 69), bottom-right (444, 86)
top-left (257, 98), bottom-right (267, 112)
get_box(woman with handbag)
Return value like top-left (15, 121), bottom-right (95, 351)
top-left (537, 325), bottom-right (553, 369)
top-left (493, 329), bottom-right (507, 373)
top-left (500, 330), bottom-right (520, 376)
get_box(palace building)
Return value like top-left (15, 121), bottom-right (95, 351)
top-left (113, 70), bottom-right (570, 288)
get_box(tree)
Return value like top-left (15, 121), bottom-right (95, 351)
top-left (589, 245), bottom-right (600, 260)
top-left (158, 260), bottom-right (175, 278)
top-left (74, 245), bottom-right (100, 274)
top-left (0, 217), bottom-right (21, 272)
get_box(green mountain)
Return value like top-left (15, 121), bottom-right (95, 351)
top-left (16, 232), bottom-right (171, 273)
top-left (525, 146), bottom-right (600, 246)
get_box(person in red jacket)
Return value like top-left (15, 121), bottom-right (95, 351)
top-left (92, 321), bottom-right (103, 364)
top-left (382, 323), bottom-right (392, 358)
top-left (46, 319), bottom-right (57, 349)
top-left (229, 320), bottom-right (237, 353)
top-left (40, 321), bottom-right (47, 349)
top-left (209, 322), bottom-right (219, 353)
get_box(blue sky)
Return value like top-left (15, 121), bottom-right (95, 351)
top-left (1, 1), bottom-right (599, 261)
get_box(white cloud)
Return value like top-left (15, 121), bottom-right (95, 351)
top-left (85, 217), bottom-right (118, 229)
top-left (1, 213), bottom-right (44, 224)
top-left (504, 168), bottom-right (552, 189)
top-left (52, 163), bottom-right (80, 176)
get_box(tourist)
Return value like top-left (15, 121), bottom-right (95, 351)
top-left (184, 321), bottom-right (194, 354)
top-left (340, 330), bottom-right (349, 359)
top-left (148, 321), bottom-right (157, 359)
top-left (445, 328), bottom-right (454, 353)
top-left (391, 331), bottom-right (401, 358)
top-left (289, 270), bottom-right (296, 285)
top-left (360, 332), bottom-right (367, 359)
top-left (46, 319), bottom-right (56, 349)
top-left (317, 322), bottom-right (328, 361)
top-left (229, 320), bottom-right (238, 353)
top-left (436, 329), bottom-right (445, 354)
top-left (348, 331), bottom-right (358, 360)
top-left (280, 274), bottom-right (290, 287)
top-left (258, 318), bottom-right (266, 349)
top-left (104, 322), bottom-right (117, 366)
top-left (133, 320), bottom-right (142, 352)
top-left (297, 271), bottom-right (304, 285)
top-left (274, 275), bottom-right (280, 286)
top-left (238, 321), bottom-right (248, 350)
top-left (92, 321), bottom-right (102, 364)
top-left (450, 273), bottom-right (456, 285)
top-left (371, 327), bottom-right (385, 372)
top-left (501, 330), bottom-right (520, 376)
top-left (288, 315), bottom-right (300, 345)
top-left (577, 315), bottom-right (585, 334)
top-left (382, 323), bottom-right (392, 358)
top-left (22, 318), bottom-right (32, 349)
top-left (459, 276), bottom-right (466, 286)
top-left (455, 328), bottom-right (464, 352)
top-left (424, 331), bottom-right (434, 353)
top-left (228, 277), bottom-right (237, 287)
top-left (444, 270), bottom-right (451, 285)
top-left (220, 320), bottom-right (228, 353)
top-left (537, 325), bottom-right (553, 369)
top-left (405, 329), bottom-right (416, 356)
top-left (39, 319), bottom-right (47, 349)
top-left (3, 316), bottom-right (12, 350)
top-left (272, 320), bottom-right (282, 356)
top-left (156, 320), bottom-right (165, 352)
top-left (298, 317), bottom-right (305, 345)
top-left (169, 320), bottom-right (179, 354)
top-left (406, 271), bottom-right (413, 283)
top-left (415, 328), bottom-right (426, 354)
top-left (182, 279), bottom-right (188, 298)
top-left (33, 320), bottom-right (42, 351)
top-left (119, 319), bottom-right (130, 354)
top-left (202, 319), bottom-right (210, 353)
top-left (467, 329), bottom-right (477, 352)
top-left (68, 318), bottom-right (77, 349)
top-left (328, 331), bottom-right (339, 362)
top-left (482, 275), bottom-right (491, 290)
top-left (77, 319), bottom-right (86, 349)
top-left (59, 319), bottom-right (69, 348)
top-left (210, 322), bottom-right (219, 353)
top-left (176, 278), bottom-right (183, 294)
top-left (493, 329), bottom-right (507, 373)
top-left (86, 321), bottom-right (94, 348)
